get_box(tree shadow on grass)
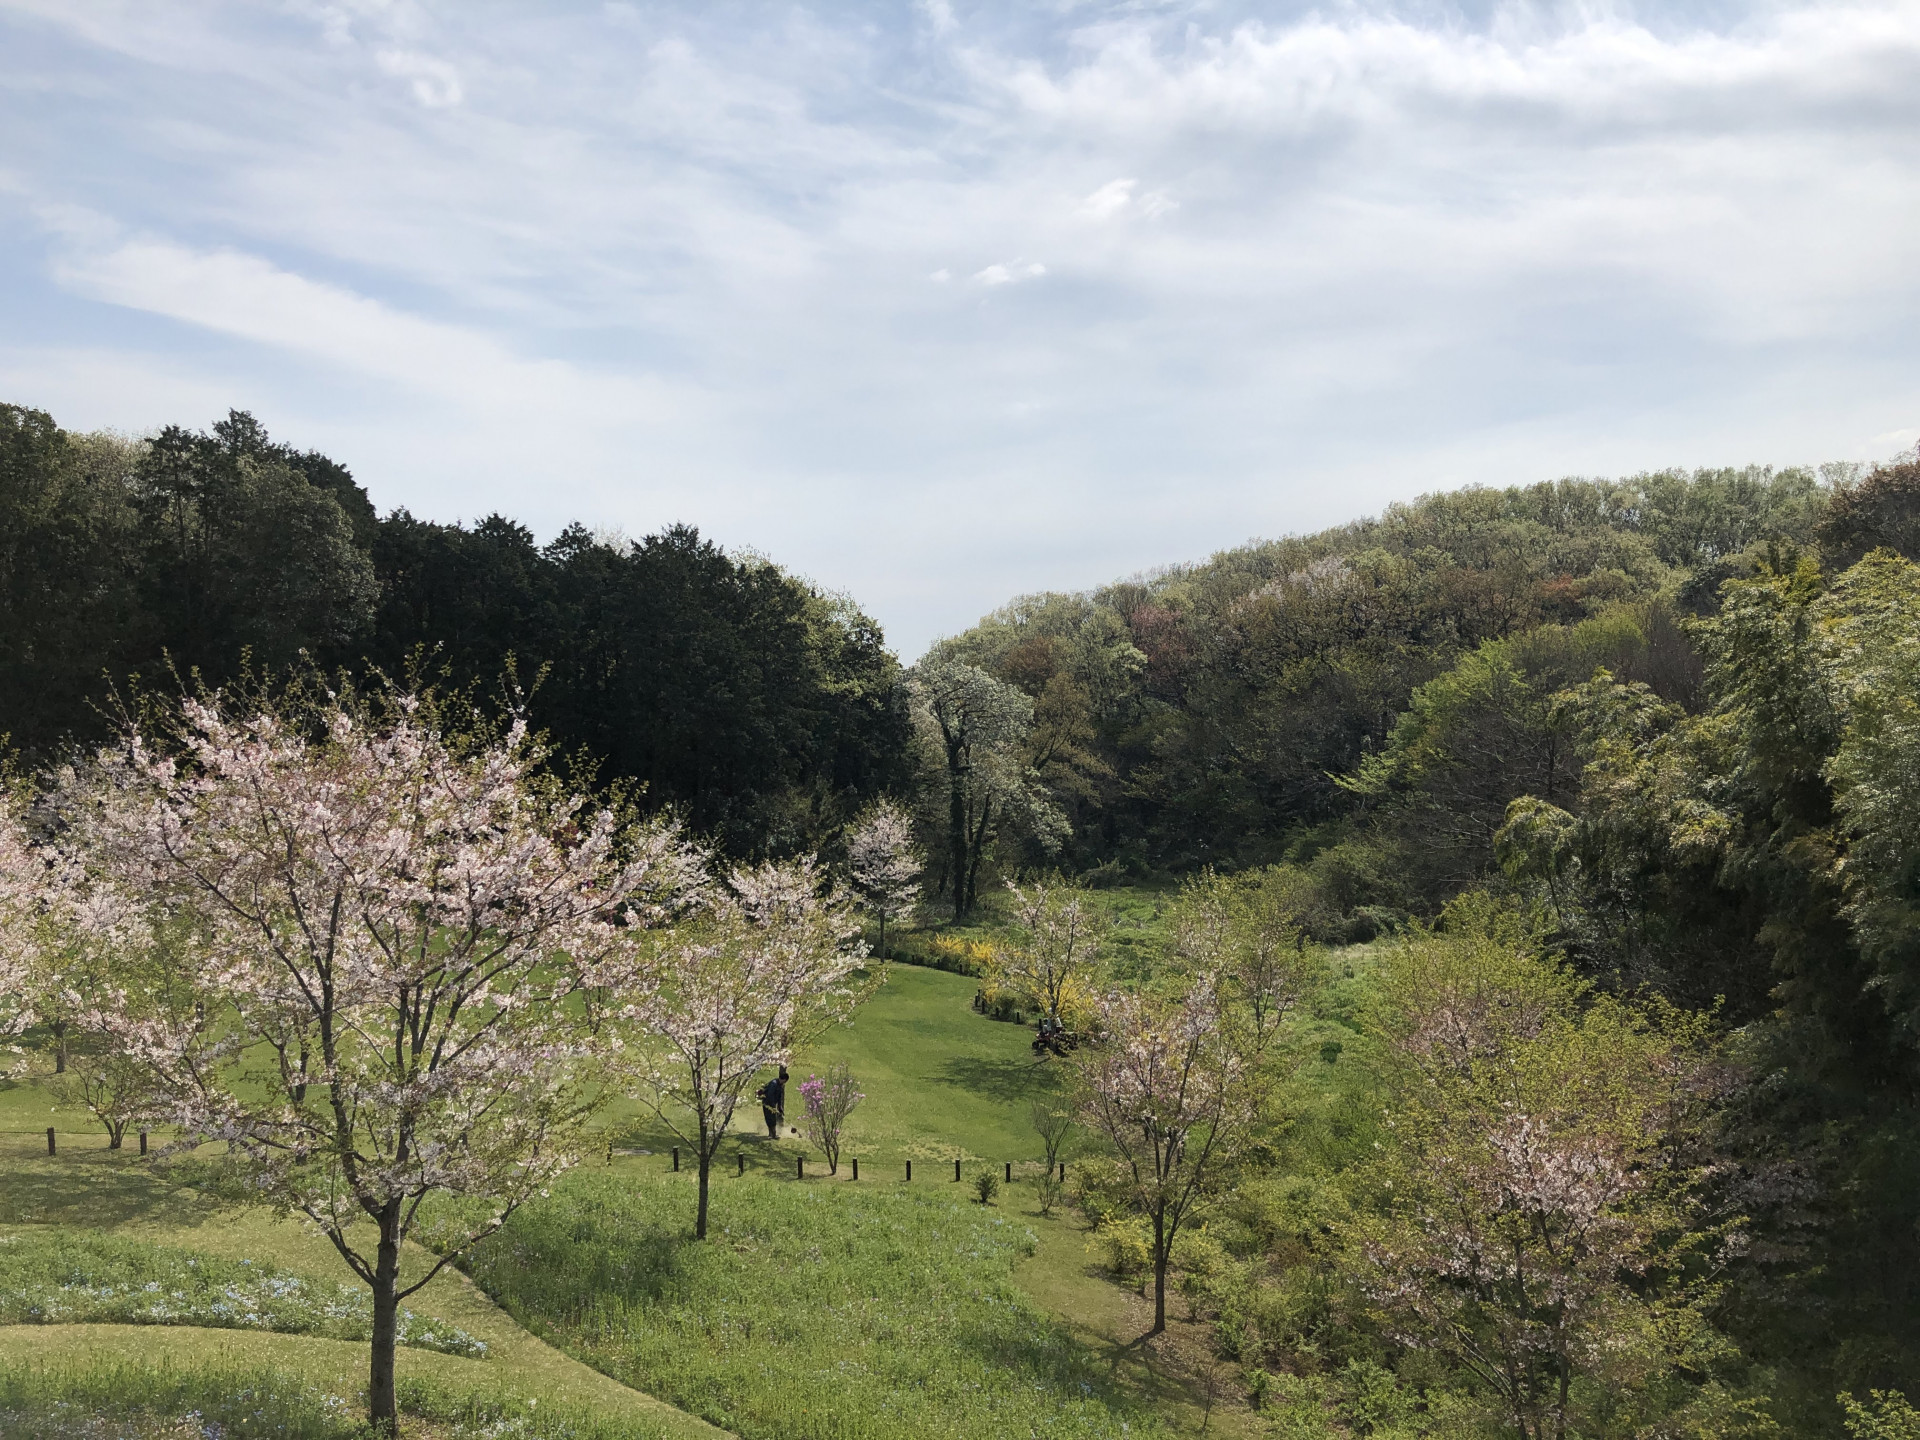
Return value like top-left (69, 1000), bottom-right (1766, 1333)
top-left (932, 1055), bottom-right (1059, 1106)
top-left (0, 1136), bottom-right (236, 1232)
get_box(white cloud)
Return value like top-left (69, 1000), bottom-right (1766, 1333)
top-left (1078, 178), bottom-right (1136, 221)
top-left (48, 231), bottom-right (691, 425)
top-left (375, 49), bottom-right (463, 108)
top-left (972, 260), bottom-right (1046, 285)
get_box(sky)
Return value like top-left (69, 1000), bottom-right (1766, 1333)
top-left (1, 1), bottom-right (1917, 659)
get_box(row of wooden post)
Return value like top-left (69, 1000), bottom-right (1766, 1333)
top-left (55, 1128), bottom-right (1054, 1182)
top-left (43, 1128), bottom-right (147, 1156)
top-left (656, 1142), bottom-right (1065, 1184)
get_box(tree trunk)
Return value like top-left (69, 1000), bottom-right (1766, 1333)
top-left (1150, 1212), bottom-right (1168, 1334)
top-left (368, 1208), bottom-right (403, 1433)
top-left (948, 756), bottom-right (969, 920)
top-left (52, 1020), bottom-right (67, 1074)
top-left (877, 913), bottom-right (887, 960)
top-left (963, 801), bottom-right (992, 917)
top-left (106, 1120), bottom-right (125, 1150)
top-left (695, 1116), bottom-right (713, 1240)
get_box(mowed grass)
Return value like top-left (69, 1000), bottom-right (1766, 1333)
top-left (793, 963), bottom-right (1066, 1165)
top-left (0, 1127), bottom-right (727, 1439)
top-left (601, 965), bottom-right (1069, 1171)
top-left (464, 1165), bottom-right (1168, 1440)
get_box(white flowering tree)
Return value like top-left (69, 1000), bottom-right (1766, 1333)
top-left (623, 857), bottom-right (870, 1238)
top-left (81, 689), bottom-right (697, 1434)
top-left (1076, 971), bottom-right (1251, 1334)
top-left (0, 792), bottom-right (44, 1042)
top-left (845, 799), bottom-right (921, 958)
top-left (1000, 880), bottom-right (1104, 1033)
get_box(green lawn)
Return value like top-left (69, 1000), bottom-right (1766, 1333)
top-left (0, 1127), bottom-right (726, 1439)
top-left (794, 962), bottom-right (1067, 1165)
top-left (598, 963), bottom-right (1069, 1173)
top-left (465, 1165), bottom-right (1168, 1440)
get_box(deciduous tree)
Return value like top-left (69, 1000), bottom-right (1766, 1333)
top-left (846, 799), bottom-right (921, 958)
top-left (1077, 970), bottom-right (1251, 1334)
top-left (1354, 896), bottom-right (1734, 1440)
top-left (82, 685), bottom-right (695, 1435)
top-left (999, 880), bottom-right (1104, 1034)
top-left (621, 857), bottom-right (869, 1237)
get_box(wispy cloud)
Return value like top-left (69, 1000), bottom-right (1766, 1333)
top-left (0, 1), bottom-right (1916, 655)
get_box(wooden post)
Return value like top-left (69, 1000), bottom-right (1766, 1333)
top-left (738, 1152), bottom-right (745, 1177)
top-left (1060, 1162), bottom-right (1067, 1182)
top-left (672, 1147), bottom-right (679, 1172)
top-left (905, 1159), bottom-right (912, 1181)
top-left (139, 1132), bottom-right (148, 1156)
top-left (953, 1158), bottom-right (961, 1182)
top-left (796, 1155), bottom-right (805, 1180)
top-left (1005, 1161), bottom-right (1012, 1183)
top-left (45, 1127), bottom-right (55, 1156)
top-left (852, 1156), bottom-right (859, 1181)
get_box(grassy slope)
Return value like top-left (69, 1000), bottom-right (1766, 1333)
top-left (0, 1127), bottom-right (726, 1438)
top-left (527, 960), bottom-right (1263, 1438)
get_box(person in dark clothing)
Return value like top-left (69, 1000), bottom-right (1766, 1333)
top-left (756, 1066), bottom-right (788, 1138)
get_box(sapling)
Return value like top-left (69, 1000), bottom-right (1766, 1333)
top-left (973, 1170), bottom-right (999, 1205)
top-left (845, 800), bottom-right (921, 958)
top-left (798, 1063), bottom-right (865, 1176)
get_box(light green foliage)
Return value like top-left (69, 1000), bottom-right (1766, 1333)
top-left (1352, 896), bottom-right (1751, 1440)
top-left (1843, 1391), bottom-right (1920, 1440)
top-left (0, 1230), bottom-right (486, 1356)
top-left (463, 1166), bottom-right (1165, 1440)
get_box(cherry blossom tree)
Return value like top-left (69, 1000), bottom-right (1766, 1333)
top-left (999, 880), bottom-right (1104, 1035)
top-left (622, 856), bottom-right (870, 1238)
top-left (1355, 896), bottom-right (1730, 1440)
top-left (845, 799), bottom-right (921, 958)
top-left (1170, 869), bottom-right (1315, 1061)
top-left (0, 791), bottom-right (45, 1042)
top-left (1076, 970), bottom-right (1252, 1334)
top-left (81, 688), bottom-right (698, 1435)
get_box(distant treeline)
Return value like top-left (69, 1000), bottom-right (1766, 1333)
top-left (926, 456), bottom-right (1916, 895)
top-left (0, 404), bottom-right (909, 854)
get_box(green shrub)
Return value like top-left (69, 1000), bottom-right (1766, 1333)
top-left (463, 1168), bottom-right (1163, 1440)
top-left (1091, 1216), bottom-right (1152, 1287)
top-left (0, 1229), bottom-right (485, 1356)
top-left (972, 1171), bottom-right (999, 1205)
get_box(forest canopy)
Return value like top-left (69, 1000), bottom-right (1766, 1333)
top-left (0, 402), bottom-right (909, 855)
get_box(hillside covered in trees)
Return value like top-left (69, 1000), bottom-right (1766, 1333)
top-left (916, 446), bottom-right (1920, 1428)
